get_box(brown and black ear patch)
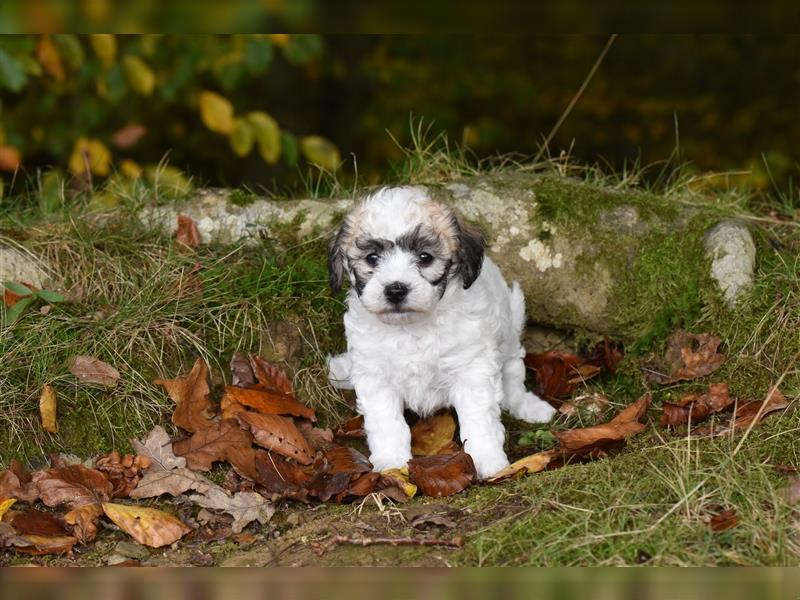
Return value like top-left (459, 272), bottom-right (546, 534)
top-left (453, 215), bottom-right (485, 289)
top-left (327, 217), bottom-right (351, 293)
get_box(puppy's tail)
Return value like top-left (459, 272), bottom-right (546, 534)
top-left (509, 281), bottom-right (526, 337)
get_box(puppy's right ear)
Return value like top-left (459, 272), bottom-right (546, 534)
top-left (327, 218), bottom-right (349, 293)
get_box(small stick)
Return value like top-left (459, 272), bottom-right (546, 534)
top-left (313, 534), bottom-right (463, 556)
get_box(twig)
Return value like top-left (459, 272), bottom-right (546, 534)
top-left (533, 34), bottom-right (618, 164)
top-left (312, 534), bottom-right (463, 556)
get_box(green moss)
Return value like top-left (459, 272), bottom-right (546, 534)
top-left (228, 189), bottom-right (260, 207)
top-left (530, 175), bottom-right (683, 227)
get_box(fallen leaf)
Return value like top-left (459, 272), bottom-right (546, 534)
top-left (154, 358), bottom-right (215, 433)
top-left (64, 503), bottom-right (103, 543)
top-left (411, 412), bottom-right (457, 456)
top-left (335, 415), bottom-right (365, 438)
top-left (187, 488), bottom-right (274, 534)
top-left (236, 411), bottom-right (314, 465)
top-left (660, 383), bottom-right (734, 428)
top-left (585, 337), bottom-right (625, 374)
top-left (486, 450), bottom-right (558, 483)
top-left (524, 351), bottom-right (601, 398)
top-left (694, 386), bottom-right (789, 437)
top-left (0, 499), bottom-right (15, 519)
top-left (102, 502), bottom-right (191, 548)
top-left (250, 356), bottom-right (294, 395)
top-left (131, 426), bottom-right (187, 472)
top-left (3, 281), bottom-right (35, 308)
top-left (306, 447), bottom-right (373, 502)
top-left (377, 467), bottom-right (417, 501)
top-left (0, 462), bottom-right (39, 503)
top-left (225, 447), bottom-right (311, 495)
top-left (220, 393), bottom-right (248, 420)
top-left (10, 533), bottom-right (77, 555)
top-left (33, 465), bottom-right (113, 509)
top-left (408, 451), bottom-right (476, 497)
top-left (296, 420), bottom-right (335, 451)
top-left (94, 452), bottom-right (152, 498)
top-left (175, 214), bottom-right (200, 248)
top-left (39, 385), bottom-right (58, 433)
top-left (10, 507), bottom-right (67, 536)
top-left (222, 386), bottom-right (316, 422)
top-left (173, 419), bottom-right (253, 471)
top-left (69, 355), bottom-right (120, 386)
top-left (129, 467), bottom-right (214, 499)
top-left (646, 331), bottom-right (725, 384)
top-left (709, 508), bottom-right (739, 532)
top-left (555, 393), bottom-right (651, 452)
top-left (230, 353), bottom-right (257, 387)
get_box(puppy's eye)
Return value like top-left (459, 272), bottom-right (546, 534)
top-left (418, 252), bottom-right (434, 266)
top-left (365, 253), bottom-right (380, 266)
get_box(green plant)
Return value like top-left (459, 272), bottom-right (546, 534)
top-left (0, 35), bottom-right (340, 200)
top-left (1, 281), bottom-right (65, 325)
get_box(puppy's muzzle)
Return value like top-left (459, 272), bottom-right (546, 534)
top-left (384, 281), bottom-right (409, 305)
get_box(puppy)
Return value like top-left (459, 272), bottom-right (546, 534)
top-left (327, 186), bottom-right (556, 479)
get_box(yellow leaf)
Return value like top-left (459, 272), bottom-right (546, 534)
top-left (381, 467), bottom-right (417, 499)
top-left (36, 36), bottom-right (64, 81)
top-left (120, 159), bottom-right (142, 179)
top-left (122, 55), bottom-right (155, 96)
top-left (39, 384), bottom-right (57, 433)
top-left (89, 34), bottom-right (116, 69)
top-left (0, 498), bottom-right (16, 519)
top-left (486, 450), bottom-right (557, 484)
top-left (300, 135), bottom-right (340, 171)
top-left (229, 117), bottom-right (254, 157)
top-left (101, 502), bottom-right (191, 548)
top-left (247, 111), bottom-right (281, 164)
top-left (198, 91), bottom-right (235, 134)
top-left (68, 138), bottom-right (111, 177)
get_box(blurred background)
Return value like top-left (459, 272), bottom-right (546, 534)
top-left (1, 33), bottom-right (799, 202)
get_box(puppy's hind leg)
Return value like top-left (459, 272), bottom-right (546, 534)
top-left (501, 352), bottom-right (556, 423)
top-left (327, 353), bottom-right (354, 390)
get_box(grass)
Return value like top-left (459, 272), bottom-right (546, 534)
top-left (0, 213), bottom-right (347, 462)
top-left (1, 130), bottom-right (800, 565)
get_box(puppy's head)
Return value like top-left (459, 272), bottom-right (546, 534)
top-left (328, 186), bottom-right (484, 324)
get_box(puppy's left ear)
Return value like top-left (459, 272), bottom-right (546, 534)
top-left (327, 218), bottom-right (349, 293)
top-left (454, 215), bottom-right (485, 289)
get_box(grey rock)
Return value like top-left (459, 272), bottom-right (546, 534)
top-left (704, 219), bottom-right (756, 306)
top-left (0, 243), bottom-right (53, 289)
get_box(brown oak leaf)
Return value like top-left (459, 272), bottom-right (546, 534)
top-left (173, 419), bottom-right (253, 471)
top-left (33, 465), bottom-right (113, 509)
top-left (235, 411), bottom-right (314, 465)
top-left (408, 451), bottom-right (476, 497)
top-left (154, 358), bottom-right (215, 433)
top-left (222, 386), bottom-right (316, 422)
top-left (646, 331), bottom-right (725, 384)
top-left (660, 382), bottom-right (733, 428)
top-left (69, 355), bottom-right (120, 387)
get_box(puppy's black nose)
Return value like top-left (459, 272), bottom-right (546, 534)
top-left (384, 282), bottom-right (409, 305)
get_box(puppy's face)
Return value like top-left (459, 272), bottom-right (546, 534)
top-left (328, 187), bottom-right (484, 325)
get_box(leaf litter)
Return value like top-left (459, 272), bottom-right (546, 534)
top-left (0, 330), bottom-right (790, 560)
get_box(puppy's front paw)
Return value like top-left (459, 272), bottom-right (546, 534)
top-left (369, 452), bottom-right (412, 474)
top-left (469, 449), bottom-right (510, 480)
top-left (516, 392), bottom-right (557, 423)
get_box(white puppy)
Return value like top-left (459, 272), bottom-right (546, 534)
top-left (327, 186), bottom-right (556, 479)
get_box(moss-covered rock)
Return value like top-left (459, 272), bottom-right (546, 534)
top-left (139, 172), bottom-right (750, 343)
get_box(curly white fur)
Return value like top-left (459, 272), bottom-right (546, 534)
top-left (327, 187), bottom-right (555, 479)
